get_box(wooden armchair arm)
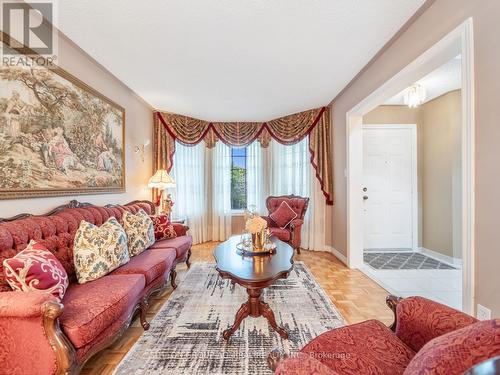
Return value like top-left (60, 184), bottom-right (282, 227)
top-left (386, 294), bottom-right (403, 331)
top-left (43, 301), bottom-right (76, 374)
top-left (289, 218), bottom-right (304, 230)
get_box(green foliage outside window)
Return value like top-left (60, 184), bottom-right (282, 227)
top-left (231, 148), bottom-right (247, 210)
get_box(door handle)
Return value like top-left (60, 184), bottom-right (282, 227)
top-left (363, 195), bottom-right (369, 200)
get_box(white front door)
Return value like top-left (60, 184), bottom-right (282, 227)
top-left (363, 125), bottom-right (416, 250)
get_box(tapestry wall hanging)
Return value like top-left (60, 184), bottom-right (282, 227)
top-left (0, 37), bottom-right (125, 199)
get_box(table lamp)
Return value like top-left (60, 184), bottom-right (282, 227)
top-left (148, 169), bottom-right (176, 217)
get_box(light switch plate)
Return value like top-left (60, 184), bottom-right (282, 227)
top-left (476, 304), bottom-right (491, 320)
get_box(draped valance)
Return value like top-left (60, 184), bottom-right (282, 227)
top-left (154, 107), bottom-right (333, 205)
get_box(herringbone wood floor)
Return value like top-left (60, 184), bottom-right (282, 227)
top-left (81, 242), bottom-right (392, 375)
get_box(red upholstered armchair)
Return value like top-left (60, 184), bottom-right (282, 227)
top-left (262, 195), bottom-right (309, 254)
top-left (269, 295), bottom-right (500, 375)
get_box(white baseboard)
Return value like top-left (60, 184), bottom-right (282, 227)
top-left (418, 247), bottom-right (463, 268)
top-left (325, 245), bottom-right (348, 266)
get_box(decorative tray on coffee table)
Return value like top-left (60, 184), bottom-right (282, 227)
top-left (236, 242), bottom-right (276, 255)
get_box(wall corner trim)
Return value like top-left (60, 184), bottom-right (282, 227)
top-left (325, 246), bottom-right (348, 266)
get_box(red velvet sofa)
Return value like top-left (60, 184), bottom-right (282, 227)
top-left (262, 195), bottom-right (309, 254)
top-left (270, 295), bottom-right (500, 375)
top-left (0, 199), bottom-right (192, 374)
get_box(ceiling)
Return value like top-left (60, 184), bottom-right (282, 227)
top-left (58, 0), bottom-right (425, 121)
top-left (383, 56), bottom-right (462, 105)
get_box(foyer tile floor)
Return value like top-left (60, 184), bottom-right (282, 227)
top-left (361, 265), bottom-right (462, 310)
top-left (364, 251), bottom-right (457, 270)
top-left (81, 242), bottom-right (393, 375)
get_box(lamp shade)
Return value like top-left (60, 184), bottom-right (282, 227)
top-left (148, 169), bottom-right (176, 189)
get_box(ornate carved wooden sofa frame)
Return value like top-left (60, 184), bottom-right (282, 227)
top-left (0, 199), bottom-right (191, 374)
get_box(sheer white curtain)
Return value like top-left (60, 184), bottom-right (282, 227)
top-left (172, 141), bottom-right (232, 244)
top-left (171, 141), bottom-right (209, 244)
top-left (268, 139), bottom-right (326, 251)
top-left (171, 138), bottom-right (326, 249)
top-left (246, 141), bottom-right (268, 214)
top-left (210, 141), bottom-right (232, 241)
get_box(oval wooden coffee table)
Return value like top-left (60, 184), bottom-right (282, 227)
top-left (213, 235), bottom-right (294, 340)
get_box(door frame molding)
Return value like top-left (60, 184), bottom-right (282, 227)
top-left (362, 124), bottom-right (418, 251)
top-left (345, 18), bottom-right (475, 314)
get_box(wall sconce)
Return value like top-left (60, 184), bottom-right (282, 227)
top-left (134, 139), bottom-right (150, 162)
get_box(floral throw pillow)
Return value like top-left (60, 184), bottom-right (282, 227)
top-left (3, 240), bottom-right (69, 300)
top-left (123, 209), bottom-right (155, 256)
top-left (269, 201), bottom-right (298, 229)
top-left (73, 217), bottom-right (130, 284)
top-left (150, 215), bottom-right (178, 241)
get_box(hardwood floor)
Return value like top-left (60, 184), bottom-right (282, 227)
top-left (81, 242), bottom-right (392, 375)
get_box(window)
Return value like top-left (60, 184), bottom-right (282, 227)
top-left (230, 147), bottom-right (247, 210)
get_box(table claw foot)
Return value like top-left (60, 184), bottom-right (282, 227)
top-left (223, 302), bottom-right (250, 340)
top-left (260, 301), bottom-right (289, 339)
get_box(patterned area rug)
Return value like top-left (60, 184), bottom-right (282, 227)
top-left (364, 252), bottom-right (456, 270)
top-left (114, 262), bottom-right (345, 375)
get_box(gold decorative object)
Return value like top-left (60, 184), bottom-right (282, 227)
top-left (251, 229), bottom-right (266, 251)
top-left (244, 213), bottom-right (270, 252)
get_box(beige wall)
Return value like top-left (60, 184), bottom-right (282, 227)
top-left (332, 0), bottom-right (500, 315)
top-left (420, 91), bottom-right (462, 258)
top-left (364, 91), bottom-right (462, 259)
top-left (0, 33), bottom-right (153, 218)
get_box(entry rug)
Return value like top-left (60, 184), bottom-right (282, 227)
top-left (364, 251), bottom-right (457, 270)
top-left (114, 262), bottom-right (345, 375)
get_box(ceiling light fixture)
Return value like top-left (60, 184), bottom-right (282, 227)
top-left (404, 84), bottom-right (426, 108)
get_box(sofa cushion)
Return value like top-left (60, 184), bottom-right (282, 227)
top-left (267, 196), bottom-right (308, 222)
top-left (60, 274), bottom-right (144, 348)
top-left (300, 319), bottom-right (415, 375)
top-left (112, 248), bottom-right (176, 284)
top-left (404, 319), bottom-right (500, 375)
top-left (3, 240), bottom-right (68, 299)
top-left (150, 215), bottom-right (177, 241)
top-left (149, 235), bottom-right (193, 260)
top-left (73, 218), bottom-right (130, 284)
top-left (122, 209), bottom-right (155, 257)
top-left (172, 223), bottom-right (188, 237)
top-left (269, 228), bottom-right (291, 242)
top-left (270, 201), bottom-right (298, 229)
top-left (0, 202), bottom-right (155, 290)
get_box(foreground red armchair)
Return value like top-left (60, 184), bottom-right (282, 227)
top-left (262, 195), bottom-right (309, 254)
top-left (269, 296), bottom-right (500, 375)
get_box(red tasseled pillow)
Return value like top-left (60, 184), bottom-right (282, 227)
top-left (2, 240), bottom-right (69, 300)
top-left (150, 215), bottom-right (178, 240)
top-left (269, 201), bottom-right (298, 229)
